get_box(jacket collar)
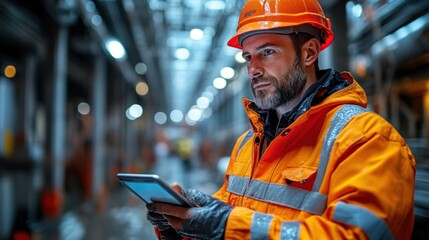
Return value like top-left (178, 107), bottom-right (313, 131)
top-left (244, 69), bottom-right (352, 137)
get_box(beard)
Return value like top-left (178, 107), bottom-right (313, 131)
top-left (251, 57), bottom-right (307, 110)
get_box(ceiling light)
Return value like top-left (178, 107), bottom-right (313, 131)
top-left (170, 109), bottom-right (184, 123)
top-left (4, 65), bottom-right (16, 78)
top-left (174, 48), bottom-right (190, 60)
top-left (235, 52), bottom-right (246, 63)
top-left (205, 0), bottom-right (225, 10)
top-left (220, 67), bottom-right (235, 79)
top-left (135, 62), bottom-right (147, 75)
top-left (135, 82), bottom-right (149, 96)
top-left (196, 96), bottom-right (210, 109)
top-left (85, 1), bottom-right (95, 12)
top-left (105, 39), bottom-right (126, 60)
top-left (91, 15), bottom-right (102, 26)
top-left (190, 28), bottom-right (204, 40)
top-left (351, 3), bottom-right (363, 18)
top-left (154, 112), bottom-right (167, 125)
top-left (187, 107), bottom-right (203, 122)
top-left (77, 102), bottom-right (91, 115)
top-left (213, 77), bottom-right (227, 89)
top-left (126, 104), bottom-right (143, 120)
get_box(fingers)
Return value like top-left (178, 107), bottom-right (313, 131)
top-left (149, 202), bottom-right (190, 220)
top-left (148, 202), bottom-right (191, 230)
top-left (171, 182), bottom-right (183, 195)
top-left (164, 215), bottom-right (185, 229)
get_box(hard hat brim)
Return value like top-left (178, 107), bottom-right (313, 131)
top-left (227, 20), bottom-right (334, 51)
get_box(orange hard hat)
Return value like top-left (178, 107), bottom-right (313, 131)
top-left (227, 0), bottom-right (334, 51)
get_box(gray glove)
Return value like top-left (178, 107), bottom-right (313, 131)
top-left (178, 189), bottom-right (233, 240)
top-left (146, 207), bottom-right (183, 240)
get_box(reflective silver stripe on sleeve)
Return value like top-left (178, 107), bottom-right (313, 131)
top-left (312, 105), bottom-right (367, 191)
top-left (280, 221), bottom-right (300, 240)
top-left (227, 175), bottom-right (327, 215)
top-left (250, 212), bottom-right (274, 240)
top-left (333, 201), bottom-right (394, 240)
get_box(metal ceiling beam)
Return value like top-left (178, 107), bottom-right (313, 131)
top-left (78, 0), bottom-right (139, 87)
top-left (121, 0), bottom-right (167, 112)
top-left (0, 1), bottom-right (44, 54)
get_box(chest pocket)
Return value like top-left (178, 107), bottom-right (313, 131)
top-left (282, 167), bottom-right (317, 192)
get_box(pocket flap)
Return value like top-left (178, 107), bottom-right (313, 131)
top-left (281, 166), bottom-right (317, 182)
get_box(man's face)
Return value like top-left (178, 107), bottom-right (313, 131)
top-left (242, 34), bottom-right (307, 110)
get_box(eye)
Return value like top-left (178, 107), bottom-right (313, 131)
top-left (262, 48), bottom-right (275, 56)
top-left (242, 54), bottom-right (251, 62)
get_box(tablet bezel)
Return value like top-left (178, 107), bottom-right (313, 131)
top-left (116, 173), bottom-right (191, 207)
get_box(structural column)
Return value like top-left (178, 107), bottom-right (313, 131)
top-left (50, 25), bottom-right (69, 216)
top-left (47, 0), bottom-right (77, 217)
top-left (92, 50), bottom-right (107, 210)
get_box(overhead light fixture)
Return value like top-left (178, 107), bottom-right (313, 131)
top-left (135, 62), bottom-right (147, 75)
top-left (135, 82), bottom-right (149, 96)
top-left (126, 104), bottom-right (143, 120)
top-left (213, 77), bottom-right (227, 89)
top-left (170, 109), bottom-right (184, 123)
top-left (4, 65), bottom-right (16, 78)
top-left (235, 51), bottom-right (246, 63)
top-left (205, 0), bottom-right (226, 10)
top-left (77, 102), bottom-right (91, 115)
top-left (174, 48), bottom-right (190, 60)
top-left (196, 96), bottom-right (210, 109)
top-left (187, 107), bottom-right (203, 122)
top-left (154, 112), bottom-right (167, 125)
top-left (190, 28), bottom-right (204, 40)
top-left (91, 15), bottom-right (102, 26)
top-left (220, 67), bottom-right (235, 79)
top-left (347, 2), bottom-right (363, 18)
top-left (105, 39), bottom-right (127, 60)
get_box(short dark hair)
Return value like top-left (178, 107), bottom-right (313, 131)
top-left (289, 32), bottom-right (320, 72)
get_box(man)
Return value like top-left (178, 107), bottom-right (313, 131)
top-left (147, 0), bottom-right (416, 239)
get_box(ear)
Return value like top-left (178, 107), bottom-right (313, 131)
top-left (301, 38), bottom-right (320, 67)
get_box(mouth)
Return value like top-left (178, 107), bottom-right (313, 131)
top-left (253, 82), bottom-right (271, 91)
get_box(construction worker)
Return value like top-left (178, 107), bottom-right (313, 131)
top-left (146, 0), bottom-right (416, 239)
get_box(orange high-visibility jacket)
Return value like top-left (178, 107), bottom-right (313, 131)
top-left (213, 72), bottom-right (416, 240)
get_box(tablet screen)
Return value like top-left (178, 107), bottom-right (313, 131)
top-left (117, 173), bottom-right (190, 206)
top-left (123, 180), bottom-right (183, 205)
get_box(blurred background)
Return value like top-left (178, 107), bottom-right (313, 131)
top-left (0, 0), bottom-right (428, 239)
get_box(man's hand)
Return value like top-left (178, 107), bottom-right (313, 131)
top-left (145, 183), bottom-right (185, 240)
top-left (146, 209), bottom-right (183, 240)
top-left (147, 188), bottom-right (233, 240)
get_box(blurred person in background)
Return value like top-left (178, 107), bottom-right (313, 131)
top-left (175, 137), bottom-right (193, 173)
top-left (146, 0), bottom-right (416, 239)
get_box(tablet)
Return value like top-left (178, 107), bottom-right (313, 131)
top-left (117, 173), bottom-right (191, 207)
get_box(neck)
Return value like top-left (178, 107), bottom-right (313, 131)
top-left (275, 97), bottom-right (301, 118)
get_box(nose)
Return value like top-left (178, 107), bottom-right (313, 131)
top-left (247, 59), bottom-right (263, 79)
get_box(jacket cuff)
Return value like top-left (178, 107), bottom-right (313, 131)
top-left (225, 207), bottom-right (255, 239)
